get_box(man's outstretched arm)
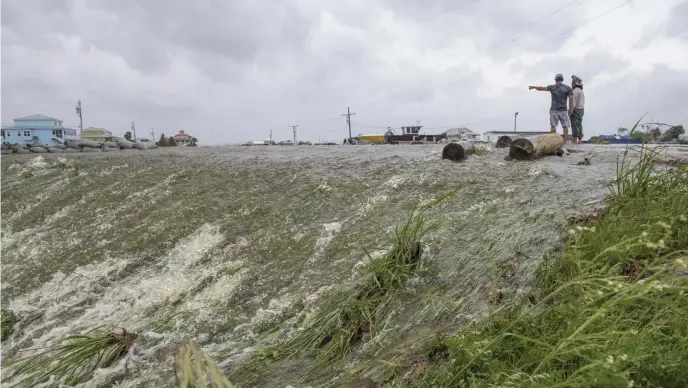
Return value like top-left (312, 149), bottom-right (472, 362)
top-left (528, 86), bottom-right (549, 91)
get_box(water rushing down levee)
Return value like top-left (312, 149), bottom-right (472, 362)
top-left (0, 145), bottom-right (627, 386)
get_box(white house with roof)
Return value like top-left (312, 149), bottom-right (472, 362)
top-left (81, 127), bottom-right (115, 143)
top-left (173, 130), bottom-right (196, 145)
top-left (1, 114), bottom-right (78, 146)
top-left (444, 127), bottom-right (480, 141)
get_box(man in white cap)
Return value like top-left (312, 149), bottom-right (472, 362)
top-left (569, 75), bottom-right (585, 144)
top-left (528, 73), bottom-right (573, 142)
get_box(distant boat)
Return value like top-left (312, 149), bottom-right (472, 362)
top-left (584, 135), bottom-right (642, 144)
top-left (384, 125), bottom-right (446, 144)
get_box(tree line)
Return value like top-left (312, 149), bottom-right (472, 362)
top-left (590, 124), bottom-right (685, 143)
top-left (123, 131), bottom-right (198, 146)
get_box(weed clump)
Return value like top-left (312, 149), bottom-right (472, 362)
top-left (405, 134), bottom-right (688, 387)
top-left (2, 328), bottom-right (137, 387)
top-left (21, 168), bottom-right (34, 179)
top-left (284, 210), bottom-right (433, 367)
top-left (1, 309), bottom-right (18, 342)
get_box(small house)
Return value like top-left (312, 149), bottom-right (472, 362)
top-left (1, 114), bottom-right (79, 146)
top-left (81, 127), bottom-right (116, 143)
top-left (174, 130), bottom-right (195, 145)
top-left (444, 128), bottom-right (480, 141)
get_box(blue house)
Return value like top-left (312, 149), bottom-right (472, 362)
top-left (1, 114), bottom-right (79, 146)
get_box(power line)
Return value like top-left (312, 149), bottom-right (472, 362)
top-left (368, 0), bottom-right (636, 109)
top-left (351, 121), bottom-right (388, 129)
top-left (524, 0), bottom-right (635, 52)
top-left (490, 0), bottom-right (588, 49)
top-left (291, 1), bottom-right (593, 128)
top-left (282, 0), bottom-right (639, 133)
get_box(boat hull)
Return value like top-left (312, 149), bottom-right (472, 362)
top-left (385, 133), bottom-right (446, 144)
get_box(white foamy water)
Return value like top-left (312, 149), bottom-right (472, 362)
top-left (2, 144), bottom-right (685, 387)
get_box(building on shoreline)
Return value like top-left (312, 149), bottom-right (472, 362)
top-left (1, 114), bottom-right (78, 146)
top-left (445, 127), bottom-right (480, 141)
top-left (174, 130), bottom-right (195, 145)
top-left (81, 127), bottom-right (118, 143)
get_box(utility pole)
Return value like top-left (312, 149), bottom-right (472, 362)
top-left (151, 128), bottom-right (155, 142)
top-left (514, 112), bottom-right (519, 132)
top-left (269, 129), bottom-right (273, 142)
top-left (74, 100), bottom-right (83, 135)
top-left (342, 107), bottom-right (356, 140)
top-left (289, 124), bottom-right (298, 145)
top-left (131, 121), bottom-right (137, 142)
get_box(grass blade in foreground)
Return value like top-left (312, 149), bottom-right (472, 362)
top-left (175, 340), bottom-right (234, 388)
top-left (1, 329), bottom-right (137, 387)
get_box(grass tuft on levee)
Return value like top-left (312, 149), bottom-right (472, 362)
top-left (1, 328), bottom-right (137, 387)
top-left (281, 208), bottom-right (436, 368)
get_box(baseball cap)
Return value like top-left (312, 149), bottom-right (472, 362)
top-left (555, 73), bottom-right (564, 81)
top-left (571, 75), bottom-right (583, 86)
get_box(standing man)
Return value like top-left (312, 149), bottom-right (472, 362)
top-left (569, 75), bottom-right (585, 144)
top-left (528, 73), bottom-right (573, 142)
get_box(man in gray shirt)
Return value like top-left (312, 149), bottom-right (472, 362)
top-left (529, 73), bottom-right (573, 142)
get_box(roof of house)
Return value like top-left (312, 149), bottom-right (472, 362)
top-left (14, 114), bottom-right (61, 121)
top-left (445, 127), bottom-right (477, 134)
top-left (484, 131), bottom-right (551, 135)
top-left (82, 127), bottom-right (112, 133)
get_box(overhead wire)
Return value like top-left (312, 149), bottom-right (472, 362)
top-left (294, 0), bottom-right (641, 135)
top-left (523, 0), bottom-right (636, 52)
top-left (296, 0), bottom-right (594, 129)
top-left (487, 0), bottom-right (588, 51)
top-left (405, 0), bottom-right (637, 103)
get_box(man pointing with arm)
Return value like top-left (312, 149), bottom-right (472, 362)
top-left (529, 73), bottom-right (573, 143)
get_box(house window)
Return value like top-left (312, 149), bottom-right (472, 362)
top-left (23, 130), bottom-right (32, 137)
top-left (1, 130), bottom-right (5, 138)
top-left (52, 129), bottom-right (63, 138)
top-left (17, 131), bottom-right (21, 137)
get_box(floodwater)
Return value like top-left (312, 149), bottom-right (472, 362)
top-left (1, 144), bottom-right (685, 387)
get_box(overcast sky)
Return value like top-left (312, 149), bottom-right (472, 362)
top-left (2, 0), bottom-right (687, 144)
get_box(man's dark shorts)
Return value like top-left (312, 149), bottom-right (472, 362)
top-left (571, 109), bottom-right (584, 138)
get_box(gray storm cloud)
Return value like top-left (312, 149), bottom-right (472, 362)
top-left (2, 0), bottom-right (687, 143)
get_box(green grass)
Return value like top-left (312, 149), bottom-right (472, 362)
top-left (281, 209), bottom-right (435, 367)
top-left (399, 142), bottom-right (688, 387)
top-left (21, 168), bottom-right (34, 179)
top-left (2, 328), bottom-right (138, 387)
top-left (1, 309), bottom-right (18, 342)
top-left (473, 146), bottom-right (490, 156)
